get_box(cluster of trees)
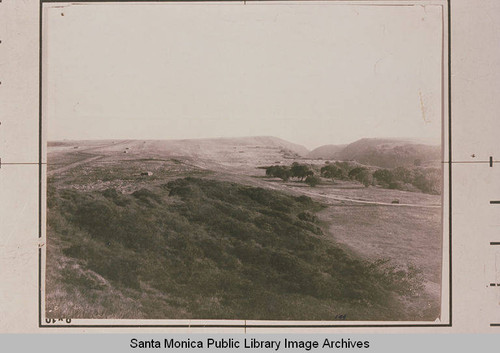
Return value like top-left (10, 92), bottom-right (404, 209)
top-left (265, 162), bottom-right (371, 188)
top-left (265, 161), bottom-right (441, 194)
top-left (372, 167), bottom-right (441, 194)
top-left (266, 162), bottom-right (320, 186)
top-left (320, 163), bottom-right (441, 194)
top-left (320, 164), bottom-right (373, 187)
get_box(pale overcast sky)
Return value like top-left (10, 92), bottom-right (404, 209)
top-left (44, 2), bottom-right (444, 149)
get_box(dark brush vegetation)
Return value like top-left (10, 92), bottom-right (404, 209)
top-left (47, 177), bottom-right (427, 320)
top-left (304, 175), bottom-right (321, 187)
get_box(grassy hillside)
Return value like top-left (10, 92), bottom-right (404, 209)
top-left (46, 177), bottom-right (429, 321)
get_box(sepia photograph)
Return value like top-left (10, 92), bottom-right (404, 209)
top-left (42, 1), bottom-right (447, 323)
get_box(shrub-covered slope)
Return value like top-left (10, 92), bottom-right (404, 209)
top-left (47, 177), bottom-right (429, 320)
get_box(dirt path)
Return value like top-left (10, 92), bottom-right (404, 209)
top-left (48, 140), bottom-right (135, 176)
top-left (211, 167), bottom-right (440, 209)
top-left (75, 139), bottom-right (134, 153)
top-left (47, 155), bottom-right (104, 176)
top-left (285, 187), bottom-right (440, 208)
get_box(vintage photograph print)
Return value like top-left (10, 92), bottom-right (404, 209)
top-left (43, 1), bottom-right (447, 323)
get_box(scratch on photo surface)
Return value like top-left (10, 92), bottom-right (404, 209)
top-left (419, 91), bottom-right (430, 124)
top-left (374, 57), bottom-right (383, 74)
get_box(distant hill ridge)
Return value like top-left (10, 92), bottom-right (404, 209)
top-left (48, 136), bottom-right (311, 158)
top-left (48, 136), bottom-right (440, 168)
top-left (308, 138), bottom-right (441, 168)
top-left (196, 136), bottom-right (310, 157)
top-left (307, 144), bottom-right (347, 159)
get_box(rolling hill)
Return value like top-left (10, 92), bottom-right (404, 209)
top-left (309, 138), bottom-right (441, 168)
top-left (48, 136), bottom-right (310, 162)
top-left (306, 144), bottom-right (347, 159)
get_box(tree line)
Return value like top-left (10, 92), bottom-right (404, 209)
top-left (265, 162), bottom-right (441, 194)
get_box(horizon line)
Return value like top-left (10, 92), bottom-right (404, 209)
top-left (47, 135), bottom-right (441, 151)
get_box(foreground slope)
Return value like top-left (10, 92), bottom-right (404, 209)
top-left (46, 178), bottom-right (434, 320)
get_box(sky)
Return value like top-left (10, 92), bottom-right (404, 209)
top-left (44, 1), bottom-right (444, 150)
